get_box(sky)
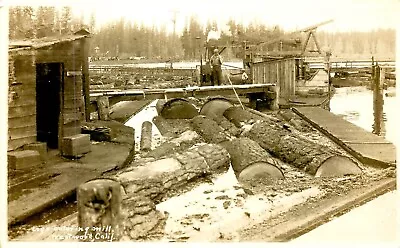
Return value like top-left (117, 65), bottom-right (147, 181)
top-left (3, 0), bottom-right (400, 33)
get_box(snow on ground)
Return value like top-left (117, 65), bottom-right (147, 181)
top-left (124, 99), bottom-right (164, 151)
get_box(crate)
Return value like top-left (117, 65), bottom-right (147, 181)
top-left (62, 134), bottom-right (91, 157)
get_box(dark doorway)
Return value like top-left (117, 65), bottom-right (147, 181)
top-left (36, 63), bottom-right (63, 148)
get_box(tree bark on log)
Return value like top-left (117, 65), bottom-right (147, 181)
top-left (113, 143), bottom-right (230, 240)
top-left (190, 115), bottom-right (283, 181)
top-left (245, 120), bottom-right (362, 176)
top-left (144, 130), bottom-right (200, 159)
top-left (191, 115), bottom-right (229, 144)
top-left (114, 143), bottom-right (230, 202)
top-left (223, 106), bottom-right (264, 128)
top-left (222, 138), bottom-right (284, 181)
top-left (140, 121), bottom-right (152, 152)
top-left (120, 195), bottom-right (167, 240)
top-left (205, 112), bottom-right (241, 137)
top-left (152, 115), bottom-right (193, 137)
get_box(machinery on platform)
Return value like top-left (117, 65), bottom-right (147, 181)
top-left (198, 20), bottom-right (333, 86)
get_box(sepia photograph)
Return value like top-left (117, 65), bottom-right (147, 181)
top-left (0, 0), bottom-right (398, 246)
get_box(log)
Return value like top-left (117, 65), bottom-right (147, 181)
top-left (152, 115), bottom-right (171, 136)
top-left (191, 115), bottom-right (229, 144)
top-left (120, 195), bottom-right (167, 240)
top-left (140, 121), bottom-right (152, 152)
top-left (77, 179), bottom-right (122, 241)
top-left (245, 120), bottom-right (362, 176)
top-left (97, 96), bottom-right (110, 121)
top-left (222, 138), bottom-right (284, 182)
top-left (199, 97), bottom-right (234, 118)
top-left (156, 98), bottom-right (199, 119)
top-left (223, 106), bottom-right (263, 128)
top-left (114, 143), bottom-right (230, 202)
top-left (152, 116), bottom-right (193, 137)
top-left (205, 112), bottom-right (241, 137)
top-left (191, 114), bottom-right (283, 182)
top-left (145, 130), bottom-right (200, 159)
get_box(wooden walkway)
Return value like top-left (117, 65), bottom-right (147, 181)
top-left (293, 107), bottom-right (396, 168)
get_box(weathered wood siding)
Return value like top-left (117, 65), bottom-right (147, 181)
top-left (8, 52), bottom-right (37, 151)
top-left (252, 58), bottom-right (296, 98)
top-left (8, 39), bottom-right (86, 151)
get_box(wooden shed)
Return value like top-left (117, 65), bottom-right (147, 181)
top-left (8, 30), bottom-right (90, 152)
top-left (251, 56), bottom-right (329, 99)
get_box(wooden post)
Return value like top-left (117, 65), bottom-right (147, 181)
top-left (270, 85), bottom-right (279, 110)
top-left (372, 66), bottom-right (385, 136)
top-left (81, 37), bottom-right (91, 122)
top-left (77, 179), bottom-right (122, 242)
top-left (140, 121), bottom-right (152, 152)
top-left (97, 96), bottom-right (110, 121)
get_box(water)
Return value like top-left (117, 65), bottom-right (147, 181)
top-left (330, 86), bottom-right (397, 146)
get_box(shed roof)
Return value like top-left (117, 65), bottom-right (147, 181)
top-left (9, 31), bottom-right (89, 52)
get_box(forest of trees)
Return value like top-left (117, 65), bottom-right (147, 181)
top-left (9, 6), bottom-right (396, 61)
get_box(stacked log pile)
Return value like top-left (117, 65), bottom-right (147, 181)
top-left (223, 107), bottom-right (362, 177)
top-left (85, 98), bottom-right (362, 241)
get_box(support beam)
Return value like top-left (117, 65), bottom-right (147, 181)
top-left (81, 37), bottom-right (91, 122)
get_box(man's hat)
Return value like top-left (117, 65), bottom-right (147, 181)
top-left (213, 48), bottom-right (219, 53)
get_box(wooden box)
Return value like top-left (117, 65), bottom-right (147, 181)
top-left (8, 150), bottom-right (41, 171)
top-left (62, 134), bottom-right (91, 157)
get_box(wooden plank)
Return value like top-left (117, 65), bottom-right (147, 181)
top-left (9, 83), bottom-right (35, 92)
top-left (63, 112), bottom-right (83, 124)
top-left (8, 136), bottom-right (37, 151)
top-left (8, 105), bottom-right (36, 119)
top-left (81, 38), bottom-right (91, 122)
top-left (8, 115), bottom-right (36, 128)
top-left (15, 74), bottom-right (36, 85)
top-left (8, 97), bottom-right (36, 108)
top-left (9, 130), bottom-right (36, 143)
top-left (8, 124), bottom-right (36, 132)
top-left (64, 92), bottom-right (83, 100)
top-left (267, 178), bottom-right (395, 242)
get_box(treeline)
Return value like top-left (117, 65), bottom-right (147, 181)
top-left (9, 8), bottom-right (395, 60)
top-left (91, 16), bottom-right (286, 60)
top-left (9, 6), bottom-right (95, 39)
top-left (317, 29), bottom-right (395, 59)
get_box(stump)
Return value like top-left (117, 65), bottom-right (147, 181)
top-left (97, 96), bottom-right (110, 121)
top-left (140, 121), bottom-right (152, 152)
top-left (245, 121), bottom-right (362, 176)
top-left (222, 138), bottom-right (284, 181)
top-left (77, 179), bottom-right (122, 241)
top-left (156, 98), bottom-right (199, 119)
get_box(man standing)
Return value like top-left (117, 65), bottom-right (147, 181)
top-left (210, 48), bottom-right (223, 86)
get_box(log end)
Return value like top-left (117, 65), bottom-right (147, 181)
top-left (160, 98), bottom-right (199, 119)
top-left (315, 156), bottom-right (363, 177)
top-left (200, 97), bottom-right (234, 118)
top-left (238, 162), bottom-right (284, 183)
